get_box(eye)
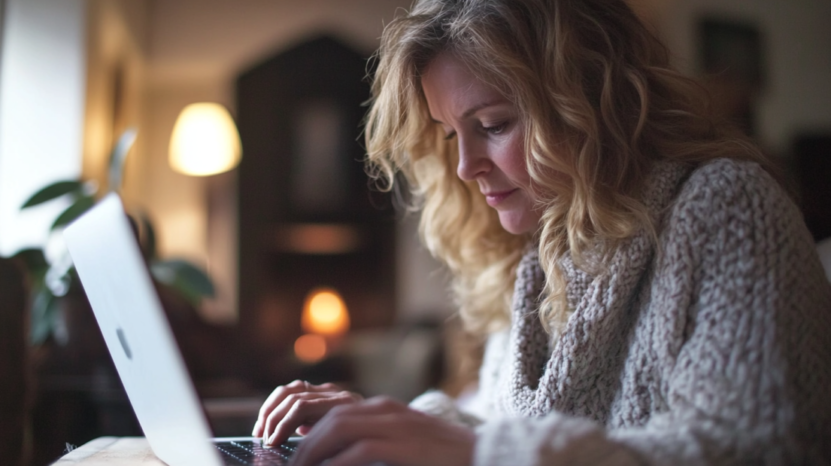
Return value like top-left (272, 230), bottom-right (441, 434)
top-left (482, 122), bottom-right (507, 135)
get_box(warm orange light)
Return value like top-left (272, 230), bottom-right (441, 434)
top-left (301, 288), bottom-right (350, 336)
top-left (281, 224), bottom-right (360, 254)
top-left (294, 334), bottom-right (327, 363)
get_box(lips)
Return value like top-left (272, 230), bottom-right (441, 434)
top-left (483, 189), bottom-right (517, 207)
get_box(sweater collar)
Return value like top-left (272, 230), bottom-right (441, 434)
top-left (498, 161), bottom-right (691, 419)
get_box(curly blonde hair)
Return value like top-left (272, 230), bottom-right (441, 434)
top-left (365, 0), bottom-right (769, 337)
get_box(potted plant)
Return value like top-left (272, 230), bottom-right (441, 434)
top-left (6, 129), bottom-right (220, 464)
top-left (11, 128), bottom-right (215, 346)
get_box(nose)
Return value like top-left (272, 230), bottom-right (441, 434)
top-left (456, 137), bottom-right (490, 181)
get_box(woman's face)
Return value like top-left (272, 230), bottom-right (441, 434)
top-left (421, 53), bottom-right (542, 235)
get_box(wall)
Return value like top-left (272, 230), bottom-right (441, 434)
top-left (140, 80), bottom-right (233, 321)
top-left (83, 0), bottom-right (148, 206)
top-left (0, 0), bottom-right (86, 256)
top-left (656, 0), bottom-right (831, 153)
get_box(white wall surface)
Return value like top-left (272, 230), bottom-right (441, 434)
top-left (0, 0), bottom-right (86, 256)
top-left (659, 0), bottom-right (831, 152)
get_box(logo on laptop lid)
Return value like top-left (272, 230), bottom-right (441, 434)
top-left (116, 327), bottom-right (133, 360)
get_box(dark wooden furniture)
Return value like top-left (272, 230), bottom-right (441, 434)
top-left (235, 36), bottom-right (396, 388)
top-left (794, 134), bottom-right (831, 242)
top-left (0, 257), bottom-right (26, 466)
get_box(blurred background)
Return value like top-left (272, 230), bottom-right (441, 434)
top-left (0, 0), bottom-right (829, 465)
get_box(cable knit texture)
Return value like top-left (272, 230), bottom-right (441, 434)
top-left (410, 158), bottom-right (831, 465)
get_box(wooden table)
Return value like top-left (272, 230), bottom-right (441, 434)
top-left (53, 437), bottom-right (164, 465)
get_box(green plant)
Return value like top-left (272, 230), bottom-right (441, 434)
top-left (11, 128), bottom-right (215, 345)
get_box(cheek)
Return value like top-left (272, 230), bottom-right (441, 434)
top-left (499, 137), bottom-right (530, 184)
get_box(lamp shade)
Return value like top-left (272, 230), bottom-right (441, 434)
top-left (169, 103), bottom-right (242, 176)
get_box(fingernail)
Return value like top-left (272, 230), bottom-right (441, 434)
top-left (267, 432), bottom-right (278, 446)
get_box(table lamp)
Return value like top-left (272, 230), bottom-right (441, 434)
top-left (169, 103), bottom-right (242, 176)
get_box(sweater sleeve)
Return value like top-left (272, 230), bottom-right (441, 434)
top-left (474, 160), bottom-right (831, 466)
top-left (409, 390), bottom-right (484, 428)
top-left (407, 330), bottom-right (513, 428)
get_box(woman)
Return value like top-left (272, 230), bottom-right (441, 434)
top-left (253, 0), bottom-right (831, 464)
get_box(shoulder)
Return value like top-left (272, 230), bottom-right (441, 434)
top-left (675, 158), bottom-right (786, 211)
top-left (655, 157), bottom-right (830, 313)
top-left (654, 157), bottom-right (829, 310)
top-left (664, 158), bottom-right (804, 244)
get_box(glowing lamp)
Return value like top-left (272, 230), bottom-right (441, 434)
top-left (169, 103), bottom-right (242, 176)
top-left (294, 334), bottom-right (327, 363)
top-left (301, 288), bottom-right (350, 336)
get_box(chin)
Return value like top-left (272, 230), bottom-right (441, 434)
top-left (498, 214), bottom-right (536, 235)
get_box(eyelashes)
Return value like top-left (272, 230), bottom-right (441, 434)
top-left (483, 122), bottom-right (507, 135)
top-left (439, 121), bottom-right (509, 140)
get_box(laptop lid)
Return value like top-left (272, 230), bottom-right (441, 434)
top-left (63, 193), bottom-right (223, 466)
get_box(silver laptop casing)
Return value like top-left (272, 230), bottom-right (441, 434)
top-left (64, 193), bottom-right (224, 466)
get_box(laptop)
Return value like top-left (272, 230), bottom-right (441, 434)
top-left (63, 193), bottom-right (299, 466)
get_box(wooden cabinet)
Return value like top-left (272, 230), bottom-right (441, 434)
top-left (235, 36), bottom-right (395, 387)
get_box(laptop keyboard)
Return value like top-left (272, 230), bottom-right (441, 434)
top-left (215, 440), bottom-right (298, 465)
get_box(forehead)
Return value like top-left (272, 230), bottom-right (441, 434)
top-left (421, 53), bottom-right (507, 120)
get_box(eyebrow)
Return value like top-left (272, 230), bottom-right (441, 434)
top-left (430, 99), bottom-right (504, 125)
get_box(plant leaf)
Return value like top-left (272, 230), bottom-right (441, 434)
top-left (108, 128), bottom-right (138, 193)
top-left (51, 195), bottom-right (96, 230)
top-left (11, 248), bottom-right (48, 275)
top-left (21, 181), bottom-right (84, 209)
top-left (30, 288), bottom-right (57, 345)
top-left (151, 259), bottom-right (215, 306)
top-left (139, 212), bottom-right (157, 260)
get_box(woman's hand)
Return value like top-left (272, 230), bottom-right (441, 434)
top-left (288, 396), bottom-right (475, 466)
top-left (252, 380), bottom-right (363, 447)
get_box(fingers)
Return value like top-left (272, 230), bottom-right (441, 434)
top-left (288, 397), bottom-right (475, 466)
top-left (325, 439), bottom-right (403, 466)
top-left (290, 414), bottom-right (395, 466)
top-left (254, 380), bottom-right (304, 437)
top-left (289, 397), bottom-right (412, 466)
top-left (265, 391), bottom-right (361, 447)
top-left (252, 380), bottom-right (342, 437)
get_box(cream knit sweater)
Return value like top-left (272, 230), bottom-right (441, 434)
top-left (410, 159), bottom-right (831, 465)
